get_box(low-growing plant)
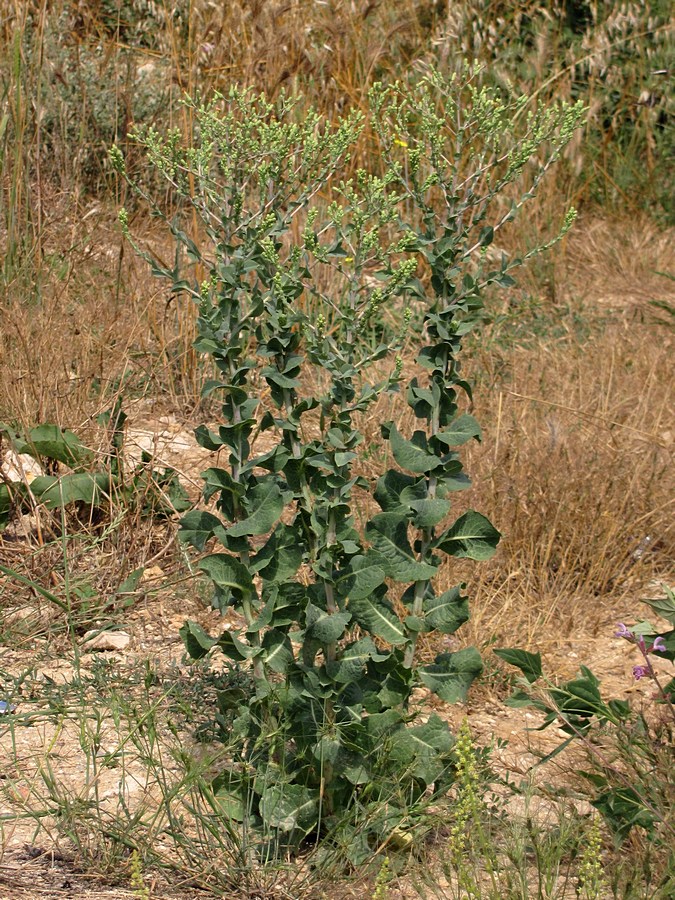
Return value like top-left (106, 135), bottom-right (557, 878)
top-left (496, 587), bottom-right (674, 872)
top-left (113, 66), bottom-right (584, 859)
top-left (0, 406), bottom-right (190, 533)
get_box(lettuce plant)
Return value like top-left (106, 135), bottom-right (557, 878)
top-left (112, 69), bottom-right (583, 857)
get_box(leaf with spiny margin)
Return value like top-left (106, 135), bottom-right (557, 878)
top-left (424, 585), bottom-right (469, 634)
top-left (366, 512), bottom-right (438, 582)
top-left (338, 553), bottom-right (386, 601)
top-left (251, 523), bottom-right (304, 584)
top-left (179, 620), bottom-right (216, 659)
top-left (408, 498), bottom-right (451, 528)
top-left (390, 424), bottom-right (440, 474)
top-left (418, 648), bottom-right (483, 702)
top-left (198, 553), bottom-right (255, 603)
top-left (435, 510), bottom-right (500, 560)
top-left (226, 479), bottom-right (284, 537)
top-left (494, 648), bottom-right (543, 684)
top-left (349, 595), bottom-right (406, 645)
top-left (305, 602), bottom-right (351, 643)
top-left (262, 629), bottom-right (294, 674)
top-left (326, 637), bottom-right (388, 684)
top-left (179, 510), bottom-right (225, 551)
top-left (389, 714), bottom-right (454, 784)
top-left (259, 783), bottom-right (318, 834)
top-left (435, 413), bottom-right (482, 447)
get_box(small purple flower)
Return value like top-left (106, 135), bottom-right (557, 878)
top-left (615, 623), bottom-right (634, 640)
top-left (632, 665), bottom-right (651, 681)
top-left (650, 636), bottom-right (667, 654)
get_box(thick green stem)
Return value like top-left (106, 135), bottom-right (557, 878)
top-left (229, 363), bottom-right (266, 684)
top-left (404, 363), bottom-right (443, 669)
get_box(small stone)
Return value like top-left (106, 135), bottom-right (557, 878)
top-left (81, 630), bottom-right (131, 651)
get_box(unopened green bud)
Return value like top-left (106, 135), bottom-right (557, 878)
top-left (316, 312), bottom-right (326, 340)
top-left (109, 145), bottom-right (126, 174)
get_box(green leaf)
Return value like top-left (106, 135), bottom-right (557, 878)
top-left (9, 424), bottom-right (93, 467)
top-left (418, 648), bottom-right (483, 703)
top-left (549, 674), bottom-right (611, 733)
top-left (592, 787), bottom-right (658, 842)
top-left (198, 554), bottom-right (255, 603)
top-left (179, 510), bottom-right (224, 551)
top-left (390, 424), bottom-right (439, 474)
top-left (116, 567), bottom-right (145, 595)
top-left (31, 473), bottom-right (110, 509)
top-left (408, 498), bottom-right (451, 528)
top-left (436, 471), bottom-right (472, 494)
top-left (200, 467), bottom-right (244, 504)
top-left (435, 510), bottom-right (500, 560)
top-left (423, 585), bottom-right (469, 634)
top-left (226, 480), bottom-right (284, 537)
top-left (366, 512), bottom-right (438, 582)
top-left (374, 470), bottom-right (422, 511)
top-left (338, 553), bottom-right (386, 601)
top-left (262, 629), bottom-right (294, 674)
top-left (0, 483), bottom-right (12, 531)
top-left (212, 782), bottom-right (246, 822)
top-left (641, 586), bottom-right (675, 626)
top-left (305, 602), bottom-right (351, 643)
top-left (327, 638), bottom-right (386, 684)
top-left (194, 425), bottom-right (224, 451)
top-left (259, 783), bottom-right (318, 834)
top-left (349, 595), bottom-right (407, 645)
top-left (435, 413), bottom-right (482, 447)
top-left (251, 523), bottom-right (304, 584)
top-left (217, 630), bottom-right (256, 662)
top-left (494, 648), bottom-right (543, 684)
top-left (180, 620), bottom-right (216, 659)
top-left (389, 714), bottom-right (453, 784)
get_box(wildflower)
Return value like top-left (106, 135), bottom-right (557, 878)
top-left (615, 622), bottom-right (633, 639)
top-left (632, 665), bottom-right (650, 681)
top-left (650, 636), bottom-right (667, 654)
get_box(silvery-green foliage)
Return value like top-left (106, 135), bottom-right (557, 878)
top-left (113, 72), bottom-right (583, 858)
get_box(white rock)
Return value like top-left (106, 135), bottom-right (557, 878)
top-left (81, 630), bottom-right (131, 651)
top-left (0, 450), bottom-right (43, 483)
